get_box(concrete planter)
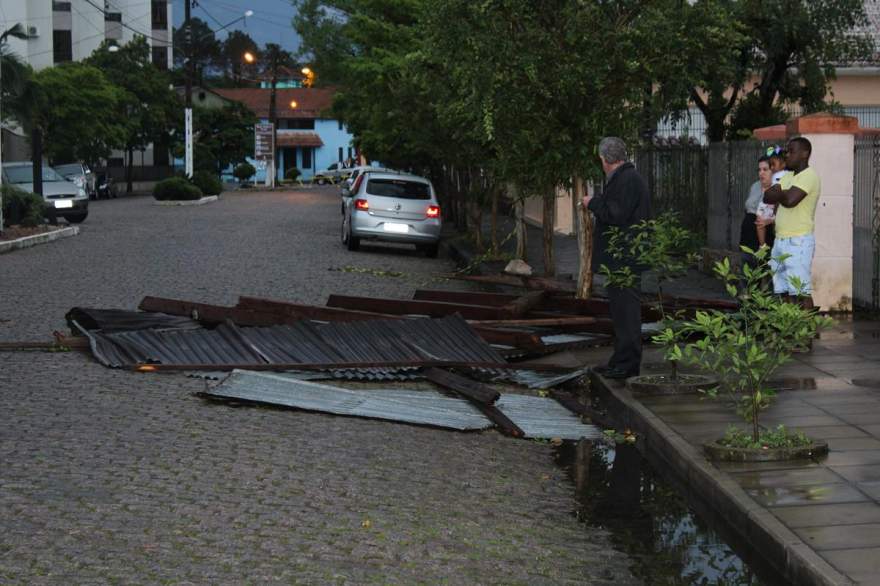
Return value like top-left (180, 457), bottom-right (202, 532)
top-left (153, 195), bottom-right (219, 206)
top-left (626, 373), bottom-right (717, 396)
top-left (704, 439), bottom-right (829, 462)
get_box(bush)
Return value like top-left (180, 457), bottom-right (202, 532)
top-left (191, 171), bottom-right (223, 196)
top-left (153, 177), bottom-right (203, 201)
top-left (2, 184), bottom-right (45, 227)
top-left (284, 167), bottom-right (301, 182)
top-left (233, 162), bottom-right (256, 183)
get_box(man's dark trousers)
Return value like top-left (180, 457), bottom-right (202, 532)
top-left (607, 285), bottom-right (642, 375)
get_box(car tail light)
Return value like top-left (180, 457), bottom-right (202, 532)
top-left (426, 205), bottom-right (440, 218)
top-left (355, 198), bottom-right (369, 211)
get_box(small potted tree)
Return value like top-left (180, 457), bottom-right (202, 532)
top-left (601, 212), bottom-right (715, 394)
top-left (681, 245), bottom-right (833, 461)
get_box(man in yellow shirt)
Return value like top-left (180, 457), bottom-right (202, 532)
top-left (761, 137), bottom-right (821, 308)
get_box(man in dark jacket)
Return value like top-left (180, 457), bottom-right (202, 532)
top-left (582, 137), bottom-right (651, 378)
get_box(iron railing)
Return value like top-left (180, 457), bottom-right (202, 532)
top-left (853, 136), bottom-right (880, 310)
top-left (634, 144), bottom-right (709, 240)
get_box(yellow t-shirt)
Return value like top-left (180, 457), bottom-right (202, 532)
top-left (775, 167), bottom-right (821, 238)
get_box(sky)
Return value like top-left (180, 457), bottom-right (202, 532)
top-left (171, 0), bottom-right (302, 53)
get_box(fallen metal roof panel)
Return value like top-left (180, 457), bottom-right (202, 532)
top-left (494, 394), bottom-right (603, 440)
top-left (66, 308), bottom-right (200, 333)
top-left (78, 314), bottom-right (505, 370)
top-left (206, 370), bottom-right (601, 439)
top-left (207, 370), bottom-right (492, 430)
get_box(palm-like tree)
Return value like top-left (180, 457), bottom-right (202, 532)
top-left (1, 24), bottom-right (30, 119)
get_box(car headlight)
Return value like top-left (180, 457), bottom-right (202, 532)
top-left (78, 188), bottom-right (86, 197)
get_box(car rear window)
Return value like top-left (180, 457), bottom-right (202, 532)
top-left (366, 179), bottom-right (430, 200)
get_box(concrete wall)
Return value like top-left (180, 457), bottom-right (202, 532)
top-left (313, 119), bottom-right (355, 176)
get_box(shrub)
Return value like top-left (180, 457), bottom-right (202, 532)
top-left (2, 184), bottom-right (45, 227)
top-left (284, 167), bottom-right (301, 182)
top-left (191, 171), bottom-right (223, 196)
top-left (233, 162), bottom-right (256, 183)
top-left (153, 177), bottom-right (203, 201)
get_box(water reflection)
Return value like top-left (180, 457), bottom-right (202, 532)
top-left (555, 441), bottom-right (777, 585)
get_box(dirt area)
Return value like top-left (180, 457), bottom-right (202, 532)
top-left (0, 225), bottom-right (56, 242)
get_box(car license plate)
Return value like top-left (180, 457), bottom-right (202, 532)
top-left (54, 200), bottom-right (73, 209)
top-left (383, 222), bottom-right (409, 233)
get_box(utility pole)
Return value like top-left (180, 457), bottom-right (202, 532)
top-left (268, 50), bottom-right (278, 189)
top-left (183, 0), bottom-right (193, 178)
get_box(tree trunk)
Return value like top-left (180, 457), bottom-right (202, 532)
top-left (490, 185), bottom-right (499, 252)
top-left (542, 190), bottom-right (555, 277)
top-left (470, 199), bottom-right (484, 252)
top-left (514, 195), bottom-right (527, 262)
top-left (575, 176), bottom-right (594, 299)
top-left (125, 148), bottom-right (134, 194)
top-left (31, 129), bottom-right (43, 197)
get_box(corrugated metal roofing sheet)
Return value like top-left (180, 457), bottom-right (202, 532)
top-left (78, 314), bottom-right (505, 370)
top-left (67, 308), bottom-right (200, 333)
top-left (208, 370), bottom-right (492, 431)
top-left (207, 370), bottom-right (602, 440)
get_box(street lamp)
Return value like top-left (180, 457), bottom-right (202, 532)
top-left (301, 66), bottom-right (314, 88)
top-left (289, 100), bottom-right (298, 109)
top-left (243, 51), bottom-right (255, 64)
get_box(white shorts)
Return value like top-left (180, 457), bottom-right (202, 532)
top-left (770, 234), bottom-right (815, 295)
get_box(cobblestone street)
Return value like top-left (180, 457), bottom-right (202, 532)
top-left (0, 189), bottom-right (637, 584)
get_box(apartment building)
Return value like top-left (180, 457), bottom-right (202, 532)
top-left (0, 0), bottom-right (172, 71)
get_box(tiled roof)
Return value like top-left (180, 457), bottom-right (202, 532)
top-left (276, 131), bottom-right (324, 147)
top-left (212, 87), bottom-right (337, 119)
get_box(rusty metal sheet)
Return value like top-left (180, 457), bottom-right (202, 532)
top-left (66, 308), bottom-right (200, 333)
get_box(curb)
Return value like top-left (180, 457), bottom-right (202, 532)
top-left (592, 372), bottom-right (853, 586)
top-left (0, 226), bottom-right (80, 255)
top-left (153, 195), bottom-right (219, 206)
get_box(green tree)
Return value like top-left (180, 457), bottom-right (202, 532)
top-left (684, 0), bottom-right (873, 141)
top-left (86, 37), bottom-right (178, 193)
top-left (220, 30), bottom-right (259, 85)
top-left (172, 17), bottom-right (220, 85)
top-left (11, 63), bottom-right (125, 175)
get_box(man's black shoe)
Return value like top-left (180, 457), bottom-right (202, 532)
top-left (593, 365), bottom-right (637, 379)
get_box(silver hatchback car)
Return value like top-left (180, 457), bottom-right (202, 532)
top-left (341, 171), bottom-right (442, 257)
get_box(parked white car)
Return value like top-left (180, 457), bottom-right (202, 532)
top-left (2, 162), bottom-right (89, 224)
top-left (341, 170), bottom-right (441, 257)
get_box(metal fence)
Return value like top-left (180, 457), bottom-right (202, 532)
top-left (703, 141), bottom-right (766, 250)
top-left (853, 137), bottom-right (880, 310)
top-left (656, 105), bottom-right (880, 145)
top-left (634, 144), bottom-right (709, 239)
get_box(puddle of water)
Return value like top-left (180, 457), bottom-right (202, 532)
top-left (554, 440), bottom-right (786, 585)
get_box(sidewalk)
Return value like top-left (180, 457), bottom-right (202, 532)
top-left (450, 213), bottom-right (880, 584)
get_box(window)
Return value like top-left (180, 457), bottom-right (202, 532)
top-left (52, 2), bottom-right (71, 12)
top-left (338, 147), bottom-right (343, 162)
top-left (53, 30), bottom-right (72, 63)
top-left (151, 1), bottom-right (167, 30)
top-left (302, 147), bottom-right (312, 169)
top-left (105, 12), bottom-right (122, 22)
top-left (338, 120), bottom-right (343, 131)
top-left (347, 147), bottom-right (353, 160)
top-left (286, 119), bottom-right (314, 130)
top-left (366, 179), bottom-right (431, 200)
top-left (151, 46), bottom-right (167, 70)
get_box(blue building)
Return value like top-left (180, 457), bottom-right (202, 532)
top-left (210, 86), bottom-right (358, 182)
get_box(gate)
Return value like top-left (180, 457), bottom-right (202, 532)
top-left (853, 137), bottom-right (880, 310)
